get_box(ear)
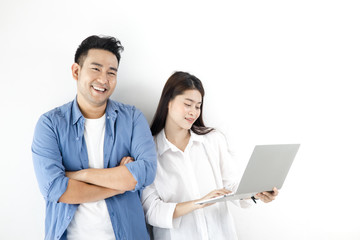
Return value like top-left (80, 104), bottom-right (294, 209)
top-left (71, 63), bottom-right (80, 81)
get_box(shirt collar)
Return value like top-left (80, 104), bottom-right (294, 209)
top-left (71, 97), bottom-right (118, 125)
top-left (71, 98), bottom-right (83, 125)
top-left (156, 129), bottom-right (204, 156)
top-left (104, 98), bottom-right (119, 120)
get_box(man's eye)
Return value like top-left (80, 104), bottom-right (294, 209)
top-left (184, 104), bottom-right (191, 107)
top-left (108, 72), bottom-right (116, 76)
top-left (92, 68), bottom-right (100, 71)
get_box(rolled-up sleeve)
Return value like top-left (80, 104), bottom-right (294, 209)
top-left (141, 183), bottom-right (181, 229)
top-left (126, 110), bottom-right (157, 192)
top-left (32, 115), bottom-right (68, 203)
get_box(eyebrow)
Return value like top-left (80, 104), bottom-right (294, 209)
top-left (185, 98), bottom-right (202, 104)
top-left (90, 62), bottom-right (118, 72)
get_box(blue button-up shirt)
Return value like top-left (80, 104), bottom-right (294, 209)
top-left (32, 98), bottom-right (157, 240)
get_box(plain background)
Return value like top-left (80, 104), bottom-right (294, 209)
top-left (1, 0), bottom-right (360, 239)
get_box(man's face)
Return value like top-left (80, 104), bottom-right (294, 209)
top-left (72, 49), bottom-right (118, 110)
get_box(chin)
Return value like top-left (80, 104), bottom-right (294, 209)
top-left (182, 124), bottom-right (193, 130)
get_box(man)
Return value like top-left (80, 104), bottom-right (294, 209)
top-left (32, 35), bottom-right (157, 240)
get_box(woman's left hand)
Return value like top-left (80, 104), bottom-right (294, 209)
top-left (255, 187), bottom-right (279, 203)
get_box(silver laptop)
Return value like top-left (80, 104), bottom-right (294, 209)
top-left (195, 144), bottom-right (300, 205)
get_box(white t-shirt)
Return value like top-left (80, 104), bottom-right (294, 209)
top-left (67, 115), bottom-right (116, 240)
top-left (141, 129), bottom-right (253, 240)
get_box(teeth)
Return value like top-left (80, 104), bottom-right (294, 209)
top-left (93, 86), bottom-right (105, 92)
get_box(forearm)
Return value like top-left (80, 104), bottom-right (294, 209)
top-left (58, 179), bottom-right (123, 204)
top-left (66, 166), bottom-right (137, 191)
top-left (173, 200), bottom-right (202, 219)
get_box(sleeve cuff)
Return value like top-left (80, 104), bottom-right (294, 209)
top-left (146, 201), bottom-right (182, 229)
top-left (47, 176), bottom-right (69, 203)
top-left (161, 202), bottom-right (182, 229)
top-left (169, 203), bottom-right (181, 229)
top-left (125, 162), bottom-right (143, 192)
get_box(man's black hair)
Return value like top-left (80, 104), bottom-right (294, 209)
top-left (74, 35), bottom-right (124, 66)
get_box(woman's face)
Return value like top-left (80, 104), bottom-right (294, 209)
top-left (167, 89), bottom-right (202, 131)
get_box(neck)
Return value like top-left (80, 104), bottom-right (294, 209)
top-left (77, 97), bottom-right (107, 119)
top-left (164, 120), bottom-right (191, 152)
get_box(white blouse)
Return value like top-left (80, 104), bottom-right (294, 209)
top-left (141, 129), bottom-right (253, 240)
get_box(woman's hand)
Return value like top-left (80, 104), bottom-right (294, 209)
top-left (255, 187), bottom-right (279, 203)
top-left (196, 188), bottom-right (232, 208)
top-left (173, 188), bottom-right (232, 219)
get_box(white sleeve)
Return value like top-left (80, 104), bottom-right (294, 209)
top-left (216, 131), bottom-right (255, 208)
top-left (141, 183), bottom-right (182, 228)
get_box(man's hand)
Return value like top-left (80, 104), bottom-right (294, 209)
top-left (255, 187), bottom-right (279, 203)
top-left (119, 156), bottom-right (134, 166)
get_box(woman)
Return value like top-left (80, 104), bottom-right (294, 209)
top-left (141, 71), bottom-right (278, 240)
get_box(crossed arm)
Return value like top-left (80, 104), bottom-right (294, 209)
top-left (58, 179), bottom-right (123, 204)
top-left (59, 157), bottom-right (136, 204)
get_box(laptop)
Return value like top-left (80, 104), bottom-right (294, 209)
top-left (195, 144), bottom-right (300, 205)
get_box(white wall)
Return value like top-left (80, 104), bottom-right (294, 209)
top-left (1, 0), bottom-right (360, 239)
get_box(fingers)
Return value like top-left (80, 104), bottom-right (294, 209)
top-left (210, 189), bottom-right (232, 197)
top-left (198, 189), bottom-right (232, 208)
top-left (217, 188), bottom-right (232, 195)
top-left (204, 189), bottom-right (232, 199)
top-left (119, 156), bottom-right (134, 166)
top-left (255, 193), bottom-right (272, 203)
top-left (255, 187), bottom-right (279, 203)
top-left (272, 187), bottom-right (279, 196)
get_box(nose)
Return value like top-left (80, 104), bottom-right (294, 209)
top-left (97, 71), bottom-right (109, 84)
top-left (188, 107), bottom-right (196, 117)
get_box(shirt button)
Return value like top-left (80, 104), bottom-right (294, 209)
top-left (107, 116), bottom-right (110, 119)
top-left (76, 137), bottom-right (79, 140)
top-left (67, 216), bottom-right (71, 220)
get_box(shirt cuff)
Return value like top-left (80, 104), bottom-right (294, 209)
top-left (48, 176), bottom-right (69, 203)
top-left (125, 162), bottom-right (143, 192)
top-left (161, 202), bottom-right (182, 229)
top-left (171, 205), bottom-right (182, 229)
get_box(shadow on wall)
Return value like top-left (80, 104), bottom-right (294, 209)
top-left (112, 84), bottom-right (158, 125)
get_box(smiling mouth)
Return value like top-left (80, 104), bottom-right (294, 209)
top-left (92, 85), bottom-right (107, 93)
top-left (185, 118), bottom-right (195, 123)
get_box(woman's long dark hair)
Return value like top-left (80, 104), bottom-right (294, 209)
top-left (151, 71), bottom-right (214, 136)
